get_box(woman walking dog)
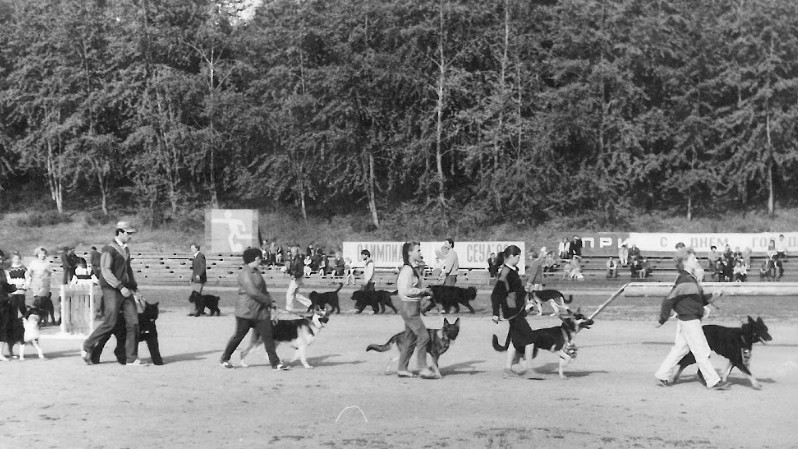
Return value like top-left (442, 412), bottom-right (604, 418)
top-left (491, 245), bottom-right (532, 377)
top-left (219, 248), bottom-right (288, 370)
top-left (395, 241), bottom-right (436, 379)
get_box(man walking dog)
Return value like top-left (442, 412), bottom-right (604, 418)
top-left (361, 249), bottom-right (375, 292)
top-left (441, 238), bottom-right (459, 286)
top-left (285, 246), bottom-right (312, 311)
top-left (81, 221), bottom-right (146, 366)
top-left (654, 256), bottom-right (728, 390)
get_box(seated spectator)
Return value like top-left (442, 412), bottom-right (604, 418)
top-left (628, 243), bottom-right (641, 260)
top-left (733, 260), bottom-right (747, 282)
top-left (333, 251), bottom-right (346, 277)
top-left (639, 257), bottom-right (651, 278)
top-left (303, 255), bottom-right (312, 277)
top-left (487, 252), bottom-right (499, 278)
top-left (711, 259), bottom-right (725, 282)
top-left (558, 237), bottom-right (569, 260)
top-left (630, 255), bottom-right (642, 278)
top-left (543, 251), bottom-right (559, 272)
top-left (759, 257), bottom-right (776, 281)
top-left (742, 247), bottom-right (753, 269)
top-left (606, 257), bottom-right (618, 278)
top-left (618, 244), bottom-right (629, 267)
top-left (72, 258), bottom-right (95, 286)
top-left (776, 234), bottom-right (787, 260)
top-left (568, 255), bottom-right (584, 280)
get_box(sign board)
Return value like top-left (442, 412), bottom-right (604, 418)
top-left (343, 241), bottom-right (526, 273)
top-left (561, 232), bottom-right (798, 257)
top-left (205, 209), bottom-right (259, 254)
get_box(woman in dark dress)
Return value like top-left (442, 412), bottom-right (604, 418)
top-left (0, 250), bottom-right (20, 360)
top-left (5, 251), bottom-right (28, 357)
top-left (491, 245), bottom-right (532, 376)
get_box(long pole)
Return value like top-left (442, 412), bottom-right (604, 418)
top-left (588, 283), bottom-right (628, 321)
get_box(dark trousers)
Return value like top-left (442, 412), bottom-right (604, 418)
top-left (221, 317), bottom-right (280, 367)
top-left (83, 287), bottom-right (139, 363)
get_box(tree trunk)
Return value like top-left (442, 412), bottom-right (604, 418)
top-left (368, 152), bottom-right (379, 228)
top-left (766, 35), bottom-right (774, 218)
top-left (435, 0), bottom-right (447, 216)
top-left (98, 172), bottom-right (108, 216)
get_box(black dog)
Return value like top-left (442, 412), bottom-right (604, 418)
top-left (307, 283), bottom-right (343, 314)
top-left (352, 290), bottom-right (398, 314)
top-left (672, 316), bottom-right (772, 389)
top-left (188, 291), bottom-right (221, 317)
top-left (493, 308), bottom-right (594, 379)
top-left (32, 293), bottom-right (57, 326)
top-left (367, 317), bottom-right (460, 378)
top-left (425, 285), bottom-right (478, 314)
top-left (89, 301), bottom-right (163, 365)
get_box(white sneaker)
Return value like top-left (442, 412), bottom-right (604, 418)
top-left (126, 359), bottom-right (149, 366)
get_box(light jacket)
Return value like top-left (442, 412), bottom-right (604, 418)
top-left (397, 264), bottom-right (425, 302)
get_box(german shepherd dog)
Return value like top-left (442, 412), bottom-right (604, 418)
top-left (240, 309), bottom-right (331, 368)
top-left (672, 316), bottom-right (772, 389)
top-left (492, 308), bottom-right (593, 379)
top-left (89, 301), bottom-right (163, 365)
top-left (366, 317), bottom-right (460, 379)
top-left (424, 285), bottom-right (478, 314)
top-left (529, 289), bottom-right (573, 317)
top-left (307, 283), bottom-right (343, 314)
top-left (352, 290), bottom-right (398, 314)
top-left (188, 291), bottom-right (221, 317)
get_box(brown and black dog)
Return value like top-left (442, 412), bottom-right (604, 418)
top-left (367, 317), bottom-right (460, 378)
top-left (672, 316), bottom-right (772, 389)
top-left (493, 308), bottom-right (593, 379)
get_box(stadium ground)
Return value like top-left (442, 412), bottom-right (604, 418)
top-left (7, 287), bottom-right (797, 448)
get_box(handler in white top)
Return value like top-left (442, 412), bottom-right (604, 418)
top-left (361, 250), bottom-right (375, 292)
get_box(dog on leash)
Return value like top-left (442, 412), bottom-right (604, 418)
top-left (20, 308), bottom-right (46, 360)
top-left (671, 316), bottom-right (772, 389)
top-left (492, 308), bottom-right (594, 379)
top-left (240, 309), bottom-right (331, 368)
top-left (528, 289), bottom-right (572, 317)
top-left (366, 317), bottom-right (460, 379)
top-left (352, 290), bottom-right (398, 314)
top-left (307, 283), bottom-right (343, 314)
top-left (424, 285), bottom-right (478, 314)
top-left (89, 301), bottom-right (163, 365)
top-left (188, 291), bottom-right (221, 317)
top-left (32, 293), bottom-right (57, 326)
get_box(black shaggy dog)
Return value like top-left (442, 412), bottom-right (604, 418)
top-left (672, 316), bottom-right (772, 389)
top-left (32, 293), bottom-right (57, 326)
top-left (307, 283), bottom-right (343, 314)
top-left (188, 291), bottom-right (221, 317)
top-left (424, 285), bottom-right (478, 314)
top-left (89, 301), bottom-right (163, 365)
top-left (352, 290), bottom-right (398, 314)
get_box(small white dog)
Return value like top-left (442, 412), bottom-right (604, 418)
top-left (20, 313), bottom-right (45, 360)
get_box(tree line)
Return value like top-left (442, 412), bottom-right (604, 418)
top-left (1, 0), bottom-right (797, 229)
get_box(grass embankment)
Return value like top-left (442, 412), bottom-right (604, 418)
top-left (1, 207), bottom-right (797, 256)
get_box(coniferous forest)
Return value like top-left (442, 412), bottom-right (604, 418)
top-left (1, 0), bottom-right (797, 230)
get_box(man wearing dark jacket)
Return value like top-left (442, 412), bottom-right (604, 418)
top-left (284, 246), bottom-right (311, 311)
top-left (190, 244), bottom-right (207, 293)
top-left (654, 257), bottom-right (729, 390)
top-left (81, 222), bottom-right (145, 366)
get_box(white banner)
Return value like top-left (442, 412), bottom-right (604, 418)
top-left (626, 232), bottom-right (797, 254)
top-left (343, 241), bottom-right (526, 273)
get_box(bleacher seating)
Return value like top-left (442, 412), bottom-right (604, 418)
top-left (39, 251), bottom-right (792, 289)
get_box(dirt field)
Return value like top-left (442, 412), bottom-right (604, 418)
top-left (5, 286), bottom-right (797, 449)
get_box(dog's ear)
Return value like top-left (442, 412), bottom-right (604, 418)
top-left (748, 316), bottom-right (755, 324)
top-left (756, 316), bottom-right (764, 325)
top-left (453, 317), bottom-right (460, 326)
top-left (443, 318), bottom-right (449, 325)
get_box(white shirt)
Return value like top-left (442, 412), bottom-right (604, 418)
top-left (363, 259), bottom-right (375, 283)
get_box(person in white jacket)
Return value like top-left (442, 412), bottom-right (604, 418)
top-left (361, 250), bottom-right (375, 292)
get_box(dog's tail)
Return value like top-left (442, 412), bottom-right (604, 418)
top-left (366, 333), bottom-right (399, 352)
top-left (335, 283), bottom-right (343, 293)
top-left (564, 295), bottom-right (573, 304)
top-left (492, 334), bottom-right (510, 352)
